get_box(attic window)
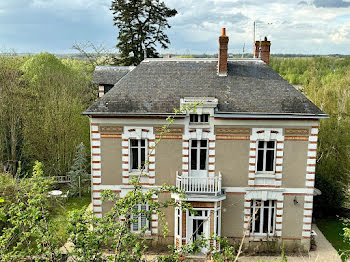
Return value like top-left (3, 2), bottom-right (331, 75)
top-left (190, 114), bottom-right (209, 123)
top-left (104, 84), bottom-right (114, 94)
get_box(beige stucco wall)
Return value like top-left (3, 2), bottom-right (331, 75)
top-left (283, 141), bottom-right (308, 188)
top-left (221, 194), bottom-right (245, 237)
top-left (216, 140), bottom-right (250, 187)
top-left (101, 138), bottom-right (122, 185)
top-left (158, 192), bottom-right (175, 237)
top-left (282, 195), bottom-right (305, 239)
top-left (155, 138), bottom-right (182, 186)
top-left (102, 200), bottom-right (115, 215)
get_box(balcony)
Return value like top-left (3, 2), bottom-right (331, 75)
top-left (176, 172), bottom-right (222, 196)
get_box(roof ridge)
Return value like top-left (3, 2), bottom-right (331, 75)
top-left (143, 58), bottom-right (262, 63)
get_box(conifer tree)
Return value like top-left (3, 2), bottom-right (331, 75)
top-left (68, 142), bottom-right (89, 197)
top-left (111, 0), bottom-right (177, 65)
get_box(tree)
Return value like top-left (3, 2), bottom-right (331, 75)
top-left (68, 142), bottom-right (89, 197)
top-left (0, 58), bottom-right (27, 176)
top-left (0, 161), bottom-right (64, 261)
top-left (110, 0), bottom-right (177, 65)
top-left (20, 53), bottom-right (92, 176)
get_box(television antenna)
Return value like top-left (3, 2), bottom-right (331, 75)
top-left (253, 21), bottom-right (272, 54)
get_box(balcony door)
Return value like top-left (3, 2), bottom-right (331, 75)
top-left (190, 140), bottom-right (208, 178)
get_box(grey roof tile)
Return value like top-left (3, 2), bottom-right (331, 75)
top-left (85, 59), bottom-right (325, 116)
top-left (93, 65), bottom-right (135, 85)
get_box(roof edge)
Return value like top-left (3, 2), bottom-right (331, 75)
top-left (82, 111), bottom-right (329, 119)
top-left (215, 112), bottom-right (329, 119)
top-left (82, 111), bottom-right (186, 117)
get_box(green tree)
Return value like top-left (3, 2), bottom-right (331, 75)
top-left (0, 161), bottom-right (64, 261)
top-left (0, 57), bottom-right (28, 176)
top-left (68, 142), bottom-right (90, 197)
top-left (20, 53), bottom-right (92, 176)
top-left (111, 0), bottom-right (177, 65)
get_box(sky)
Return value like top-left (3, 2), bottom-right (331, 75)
top-left (0, 0), bottom-right (350, 55)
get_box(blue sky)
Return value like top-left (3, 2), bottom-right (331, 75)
top-left (0, 0), bottom-right (350, 54)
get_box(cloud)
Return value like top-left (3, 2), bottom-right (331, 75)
top-left (298, 1), bottom-right (308, 5)
top-left (330, 25), bottom-right (350, 42)
top-left (313, 0), bottom-right (350, 8)
top-left (1, 0), bottom-right (350, 54)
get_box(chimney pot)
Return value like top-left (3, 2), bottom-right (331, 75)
top-left (218, 28), bottom-right (229, 76)
top-left (221, 28), bottom-right (226, 36)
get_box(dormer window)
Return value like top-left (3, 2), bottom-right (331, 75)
top-left (190, 114), bottom-right (209, 123)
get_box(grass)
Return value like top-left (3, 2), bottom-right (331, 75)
top-left (317, 217), bottom-right (350, 258)
top-left (50, 195), bottom-right (91, 244)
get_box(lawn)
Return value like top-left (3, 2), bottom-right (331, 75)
top-left (50, 195), bottom-right (91, 244)
top-left (317, 217), bottom-right (350, 257)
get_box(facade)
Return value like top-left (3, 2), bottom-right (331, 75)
top-left (84, 29), bottom-right (328, 253)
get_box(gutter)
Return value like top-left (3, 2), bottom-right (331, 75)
top-left (82, 111), bottom-right (186, 117)
top-left (82, 111), bottom-right (328, 120)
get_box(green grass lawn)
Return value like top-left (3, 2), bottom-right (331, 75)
top-left (50, 195), bottom-right (91, 244)
top-left (317, 217), bottom-right (350, 256)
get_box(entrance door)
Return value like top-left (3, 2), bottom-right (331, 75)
top-left (188, 210), bottom-right (209, 254)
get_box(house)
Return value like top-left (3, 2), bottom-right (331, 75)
top-left (83, 28), bottom-right (328, 252)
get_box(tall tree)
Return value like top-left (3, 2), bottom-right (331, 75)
top-left (111, 0), bottom-right (177, 65)
top-left (0, 58), bottom-right (27, 176)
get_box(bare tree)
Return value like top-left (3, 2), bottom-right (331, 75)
top-left (72, 41), bottom-right (119, 66)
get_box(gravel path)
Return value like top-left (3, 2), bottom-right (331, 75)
top-left (239, 225), bottom-right (341, 262)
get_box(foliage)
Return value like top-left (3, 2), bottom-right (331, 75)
top-left (0, 57), bottom-right (28, 175)
top-left (66, 208), bottom-right (106, 261)
top-left (0, 161), bottom-right (64, 261)
top-left (209, 236), bottom-right (236, 262)
top-left (0, 53), bottom-right (94, 177)
top-left (50, 195), bottom-right (91, 242)
top-left (110, 0), bottom-right (177, 65)
top-left (68, 142), bottom-right (90, 197)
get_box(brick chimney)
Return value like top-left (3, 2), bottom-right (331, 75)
top-left (254, 36), bottom-right (271, 65)
top-left (218, 28), bottom-right (229, 76)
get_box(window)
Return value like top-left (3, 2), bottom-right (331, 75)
top-left (131, 204), bottom-right (150, 232)
top-left (130, 139), bottom-right (147, 170)
top-left (190, 114), bottom-right (209, 123)
top-left (104, 84), bottom-right (114, 94)
top-left (250, 200), bottom-right (276, 235)
top-left (256, 141), bottom-right (276, 172)
top-left (190, 140), bottom-right (208, 170)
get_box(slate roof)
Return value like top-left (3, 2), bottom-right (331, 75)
top-left (93, 66), bottom-right (135, 85)
top-left (85, 58), bottom-right (326, 118)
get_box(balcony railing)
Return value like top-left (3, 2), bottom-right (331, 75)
top-left (176, 172), bottom-right (222, 196)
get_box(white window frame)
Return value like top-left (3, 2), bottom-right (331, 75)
top-left (250, 200), bottom-right (276, 236)
top-left (256, 140), bottom-right (276, 173)
top-left (129, 139), bottom-right (148, 171)
top-left (189, 139), bottom-right (208, 171)
top-left (131, 204), bottom-right (150, 233)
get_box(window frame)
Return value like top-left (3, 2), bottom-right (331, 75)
top-left (189, 114), bottom-right (210, 124)
top-left (189, 139), bottom-right (209, 171)
top-left (250, 200), bottom-right (276, 236)
top-left (131, 204), bottom-right (151, 233)
top-left (256, 140), bottom-right (277, 174)
top-left (129, 139), bottom-right (148, 172)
